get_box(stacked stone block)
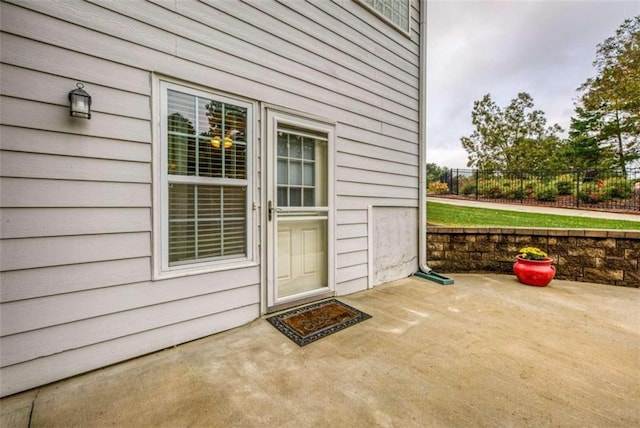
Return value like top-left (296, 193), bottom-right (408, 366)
top-left (427, 228), bottom-right (640, 287)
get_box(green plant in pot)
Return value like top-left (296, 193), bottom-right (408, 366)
top-left (513, 246), bottom-right (555, 286)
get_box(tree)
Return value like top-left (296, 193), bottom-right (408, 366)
top-left (460, 92), bottom-right (565, 171)
top-left (566, 106), bottom-right (616, 170)
top-left (573, 16), bottom-right (640, 174)
top-left (425, 163), bottom-right (449, 183)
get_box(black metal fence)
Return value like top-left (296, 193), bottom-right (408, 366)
top-left (433, 168), bottom-right (640, 213)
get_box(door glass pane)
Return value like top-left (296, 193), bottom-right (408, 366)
top-left (303, 162), bottom-right (314, 186)
top-left (303, 138), bottom-right (315, 159)
top-left (276, 130), bottom-right (327, 208)
top-left (289, 188), bottom-right (301, 206)
top-left (277, 133), bottom-right (288, 156)
top-left (277, 186), bottom-right (288, 206)
top-left (303, 188), bottom-right (315, 206)
top-left (277, 160), bottom-right (288, 184)
top-left (289, 135), bottom-right (302, 159)
top-left (290, 162), bottom-right (302, 185)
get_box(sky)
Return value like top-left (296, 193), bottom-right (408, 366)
top-left (426, 0), bottom-right (639, 169)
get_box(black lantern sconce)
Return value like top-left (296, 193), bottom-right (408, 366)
top-left (68, 82), bottom-right (91, 119)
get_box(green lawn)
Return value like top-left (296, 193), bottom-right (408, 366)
top-left (427, 201), bottom-right (640, 230)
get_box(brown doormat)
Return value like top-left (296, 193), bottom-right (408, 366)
top-left (266, 299), bottom-right (372, 346)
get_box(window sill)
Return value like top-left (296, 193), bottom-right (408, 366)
top-left (153, 259), bottom-right (258, 281)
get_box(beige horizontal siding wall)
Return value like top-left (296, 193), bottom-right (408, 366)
top-left (0, 0), bottom-right (421, 396)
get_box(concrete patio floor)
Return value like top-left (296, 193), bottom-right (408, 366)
top-left (2, 274), bottom-right (639, 427)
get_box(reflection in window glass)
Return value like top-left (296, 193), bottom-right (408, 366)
top-left (303, 163), bottom-right (314, 186)
top-left (290, 162), bottom-right (302, 186)
top-left (289, 135), bottom-right (302, 159)
top-left (167, 90), bottom-right (247, 180)
top-left (164, 86), bottom-right (251, 268)
top-left (303, 139), bottom-right (315, 160)
top-left (359, 0), bottom-right (410, 34)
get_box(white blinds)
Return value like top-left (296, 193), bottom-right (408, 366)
top-left (167, 90), bottom-right (247, 179)
top-left (168, 184), bottom-right (246, 264)
top-left (166, 89), bottom-right (248, 266)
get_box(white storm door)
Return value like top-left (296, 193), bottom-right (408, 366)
top-left (266, 111), bottom-right (334, 308)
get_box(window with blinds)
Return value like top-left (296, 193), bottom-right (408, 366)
top-left (358, 0), bottom-right (410, 35)
top-left (163, 86), bottom-right (251, 268)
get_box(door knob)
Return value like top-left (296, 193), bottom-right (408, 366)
top-left (267, 200), bottom-right (281, 221)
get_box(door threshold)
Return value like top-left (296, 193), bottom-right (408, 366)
top-left (266, 291), bottom-right (335, 314)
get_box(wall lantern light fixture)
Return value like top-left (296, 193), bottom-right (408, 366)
top-left (68, 82), bottom-right (91, 119)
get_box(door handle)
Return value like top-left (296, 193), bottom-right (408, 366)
top-left (267, 200), bottom-right (281, 221)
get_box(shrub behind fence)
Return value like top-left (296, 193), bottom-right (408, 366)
top-left (437, 168), bottom-right (640, 213)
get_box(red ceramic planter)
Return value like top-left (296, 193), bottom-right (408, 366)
top-left (513, 256), bottom-right (555, 287)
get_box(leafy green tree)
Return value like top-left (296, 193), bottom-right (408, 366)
top-left (574, 16), bottom-right (640, 174)
top-left (510, 133), bottom-right (569, 172)
top-left (566, 106), bottom-right (616, 170)
top-left (461, 92), bottom-right (565, 172)
top-left (426, 163), bottom-right (449, 183)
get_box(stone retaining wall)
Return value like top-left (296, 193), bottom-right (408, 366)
top-left (427, 228), bottom-right (640, 287)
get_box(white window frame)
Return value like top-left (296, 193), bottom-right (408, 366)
top-left (152, 78), bottom-right (255, 279)
top-left (357, 0), bottom-right (411, 36)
